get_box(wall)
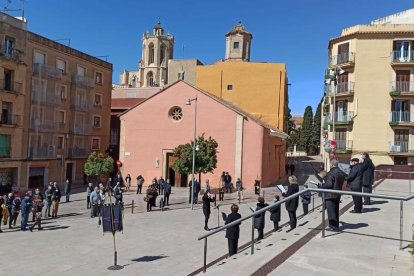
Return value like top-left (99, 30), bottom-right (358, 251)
top-left (167, 59), bottom-right (199, 85)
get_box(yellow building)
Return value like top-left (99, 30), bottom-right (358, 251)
top-left (322, 9), bottom-right (414, 167)
top-left (0, 12), bottom-right (112, 191)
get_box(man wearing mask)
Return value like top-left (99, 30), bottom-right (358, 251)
top-left (346, 158), bottom-right (364, 213)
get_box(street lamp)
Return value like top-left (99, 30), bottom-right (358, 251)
top-left (325, 66), bottom-right (345, 141)
top-left (186, 97), bottom-right (197, 210)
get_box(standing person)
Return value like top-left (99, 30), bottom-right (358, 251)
top-left (225, 204), bottom-right (242, 257)
top-left (193, 179), bottom-right (201, 204)
top-left (361, 152), bottom-right (375, 205)
top-left (220, 172), bottom-right (226, 192)
top-left (6, 193), bottom-right (13, 226)
top-left (225, 172), bottom-right (232, 193)
top-left (346, 157), bottom-right (364, 213)
top-left (20, 191), bottom-right (32, 231)
top-left (290, 163), bottom-right (296, 176)
top-left (269, 195), bottom-right (281, 232)
top-left (285, 160), bottom-right (290, 175)
top-left (253, 197), bottom-right (268, 241)
top-left (301, 185), bottom-right (311, 215)
top-left (29, 190), bottom-right (44, 231)
top-left (320, 159), bottom-right (346, 231)
top-left (114, 182), bottom-right (123, 205)
top-left (282, 175), bottom-right (299, 232)
top-left (64, 179), bottom-right (71, 202)
top-left (90, 187), bottom-right (100, 218)
top-left (136, 175), bottom-right (144, 194)
top-left (1, 195), bottom-right (9, 225)
top-left (86, 183), bottom-right (94, 209)
top-left (9, 192), bottom-right (21, 228)
top-left (146, 181), bottom-right (158, 212)
top-left (99, 183), bottom-right (106, 206)
top-left (204, 179), bottom-right (210, 193)
top-left (219, 178), bottom-right (225, 201)
top-left (31, 189), bottom-right (43, 222)
top-left (158, 176), bottom-right (165, 195)
top-left (164, 179), bottom-right (171, 206)
top-left (125, 174), bottom-right (131, 192)
top-left (202, 190), bottom-right (215, 230)
top-left (236, 178), bottom-right (244, 200)
top-left (51, 183), bottom-right (62, 218)
top-left (44, 184), bottom-right (53, 218)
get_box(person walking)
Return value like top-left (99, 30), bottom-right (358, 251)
top-left (8, 192), bottom-right (21, 229)
top-left (253, 197), bottom-right (268, 241)
top-left (136, 175), bottom-right (144, 194)
top-left (44, 184), bottom-right (53, 218)
top-left (29, 190), bottom-right (44, 231)
top-left (219, 178), bottom-right (225, 201)
top-left (86, 183), bottom-right (94, 209)
top-left (282, 175), bottom-right (299, 232)
top-left (225, 204), bottom-right (242, 257)
top-left (164, 179), bottom-right (171, 206)
top-left (320, 159), bottom-right (346, 231)
top-left (346, 157), bottom-right (364, 213)
top-left (202, 190), bottom-right (215, 230)
top-left (64, 179), bottom-right (71, 202)
top-left (20, 191), bottom-right (32, 231)
top-left (361, 152), bottom-right (375, 205)
top-left (236, 178), bottom-right (244, 200)
top-left (51, 183), bottom-right (62, 218)
top-left (269, 195), bottom-right (281, 232)
top-left (90, 187), bottom-right (101, 218)
top-left (301, 185), bottom-right (311, 215)
top-left (125, 174), bottom-right (131, 192)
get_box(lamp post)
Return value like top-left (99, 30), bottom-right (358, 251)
top-left (186, 97), bottom-right (197, 210)
top-left (325, 66), bottom-right (345, 142)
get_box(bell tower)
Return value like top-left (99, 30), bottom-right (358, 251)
top-left (225, 22), bottom-right (253, 62)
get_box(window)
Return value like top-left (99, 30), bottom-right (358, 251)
top-left (55, 136), bottom-right (64, 149)
top-left (178, 72), bottom-right (185, 81)
top-left (93, 116), bottom-right (101, 128)
top-left (110, 128), bottom-right (119, 145)
top-left (55, 110), bottom-right (65, 124)
top-left (160, 44), bottom-right (166, 64)
top-left (77, 65), bottom-right (86, 76)
top-left (56, 59), bottom-right (66, 73)
top-left (75, 136), bottom-right (84, 148)
top-left (57, 85), bottom-right (67, 100)
top-left (393, 41), bottom-right (412, 61)
top-left (168, 106), bottom-right (183, 122)
top-left (4, 69), bottom-right (14, 91)
top-left (94, 94), bottom-right (102, 106)
top-left (91, 138), bottom-right (100, 150)
top-left (147, 71), bottom-right (155, 87)
top-left (227, 85), bottom-right (233, 91)
top-left (394, 157), bottom-right (408, 165)
top-left (1, 102), bottom-right (12, 124)
top-left (95, 72), bottom-right (103, 84)
top-left (34, 51), bottom-right (45, 64)
top-left (233, 42), bottom-right (239, 49)
top-left (0, 134), bottom-right (10, 157)
top-left (4, 36), bottom-right (15, 56)
top-left (148, 43), bottom-right (155, 64)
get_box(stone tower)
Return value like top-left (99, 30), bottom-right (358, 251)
top-left (225, 22), bottom-right (252, 62)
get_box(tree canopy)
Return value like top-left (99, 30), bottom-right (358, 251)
top-left (84, 152), bottom-right (114, 182)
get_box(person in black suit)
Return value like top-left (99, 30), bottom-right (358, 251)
top-left (202, 190), bottom-right (215, 230)
top-left (225, 204), bottom-right (242, 257)
top-left (321, 159), bottom-right (346, 231)
top-left (254, 197), bottom-right (268, 240)
top-left (282, 175), bottom-right (299, 232)
top-left (361, 152), bottom-right (375, 205)
top-left (269, 195), bottom-right (281, 232)
top-left (346, 158), bottom-right (364, 213)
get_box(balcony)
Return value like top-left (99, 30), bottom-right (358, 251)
top-left (389, 111), bottom-right (414, 126)
top-left (388, 141), bottom-right (414, 155)
top-left (335, 140), bottom-right (353, 154)
top-left (31, 93), bottom-right (60, 106)
top-left (0, 79), bottom-right (22, 95)
top-left (391, 51), bottom-right (414, 65)
top-left (70, 147), bottom-right (88, 158)
top-left (30, 119), bottom-right (59, 132)
top-left (0, 114), bottom-right (21, 126)
top-left (0, 44), bottom-right (24, 63)
top-left (29, 146), bottom-right (56, 159)
top-left (71, 100), bottom-right (91, 112)
top-left (328, 82), bottom-right (355, 98)
top-left (329, 52), bottom-right (355, 68)
top-left (72, 74), bottom-right (95, 88)
top-left (389, 81), bottom-right (414, 96)
top-left (33, 63), bottom-right (62, 79)
top-left (326, 111), bottom-right (354, 125)
top-left (70, 124), bottom-right (92, 135)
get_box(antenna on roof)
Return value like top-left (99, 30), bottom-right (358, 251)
top-left (95, 55), bottom-right (109, 61)
top-left (54, 38), bottom-right (71, 47)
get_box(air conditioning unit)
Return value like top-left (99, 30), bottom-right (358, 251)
top-left (390, 145), bottom-right (401, 152)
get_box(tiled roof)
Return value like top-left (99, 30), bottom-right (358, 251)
top-left (111, 98), bottom-right (146, 109)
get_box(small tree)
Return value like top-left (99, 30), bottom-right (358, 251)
top-left (299, 106), bottom-right (314, 153)
top-left (84, 151), bottom-right (114, 184)
top-left (172, 135), bottom-right (218, 182)
top-left (311, 100), bottom-right (322, 154)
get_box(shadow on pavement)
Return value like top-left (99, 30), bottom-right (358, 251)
top-left (340, 222), bottom-right (369, 230)
top-left (361, 207), bottom-right (381, 213)
top-left (131, 255), bottom-right (168, 262)
top-left (369, 200), bottom-right (389, 205)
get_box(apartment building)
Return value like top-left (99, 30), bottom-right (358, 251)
top-left (0, 12), bottom-right (112, 191)
top-left (322, 9), bottom-right (414, 167)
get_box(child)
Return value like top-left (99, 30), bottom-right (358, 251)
top-left (269, 195), bottom-right (281, 231)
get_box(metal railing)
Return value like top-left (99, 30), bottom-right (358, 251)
top-left (391, 51), bottom-right (414, 63)
top-left (329, 52), bottom-right (355, 66)
top-left (30, 120), bottom-right (59, 132)
top-left (197, 187), bottom-right (414, 273)
top-left (388, 141), bottom-right (414, 154)
top-left (0, 44), bottom-right (24, 62)
top-left (389, 111), bottom-right (412, 123)
top-left (324, 111), bottom-right (354, 124)
top-left (71, 100), bottom-right (91, 112)
top-left (336, 139), bottom-right (353, 151)
top-left (29, 146), bottom-right (55, 159)
top-left (390, 81), bottom-right (414, 93)
top-left (336, 81), bottom-right (355, 94)
top-left (0, 114), bottom-right (21, 126)
top-left (0, 79), bottom-right (22, 94)
top-left (374, 170), bottom-right (413, 194)
top-left (33, 63), bottom-right (62, 79)
top-left (31, 92), bottom-right (60, 105)
top-left (70, 124), bottom-right (92, 135)
top-left (72, 74), bottom-right (95, 88)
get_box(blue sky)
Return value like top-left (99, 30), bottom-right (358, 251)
top-left (4, 0), bottom-right (414, 114)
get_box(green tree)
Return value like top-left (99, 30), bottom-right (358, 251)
top-left (299, 106), bottom-right (314, 153)
top-left (84, 152), bottom-right (114, 183)
top-left (172, 135), bottom-right (218, 180)
top-left (311, 100), bottom-right (322, 154)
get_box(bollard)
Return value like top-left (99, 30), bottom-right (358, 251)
top-left (312, 193), bottom-right (315, 212)
top-left (131, 200), bottom-right (134, 214)
top-left (251, 216), bottom-right (255, 255)
top-left (203, 238), bottom-right (208, 273)
top-left (217, 205), bottom-right (220, 227)
top-left (400, 200), bottom-right (403, 250)
top-left (322, 192), bottom-right (325, 238)
top-left (409, 173), bottom-right (412, 195)
top-left (214, 194), bottom-right (217, 207)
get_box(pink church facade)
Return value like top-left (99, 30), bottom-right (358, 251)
top-left (119, 81), bottom-right (287, 189)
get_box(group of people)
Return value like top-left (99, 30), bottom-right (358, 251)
top-left (145, 177), bottom-right (172, 211)
top-left (88, 181), bottom-right (124, 218)
top-left (0, 181), bottom-right (63, 233)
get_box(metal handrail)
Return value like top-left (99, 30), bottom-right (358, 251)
top-left (197, 186), bottom-right (414, 273)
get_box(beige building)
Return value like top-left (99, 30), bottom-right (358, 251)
top-left (322, 9), bottom-right (414, 167)
top-left (0, 12), bottom-right (112, 191)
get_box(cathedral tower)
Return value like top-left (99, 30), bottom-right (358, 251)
top-left (225, 22), bottom-right (252, 62)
